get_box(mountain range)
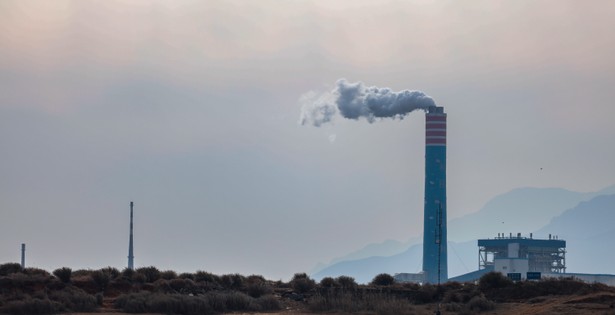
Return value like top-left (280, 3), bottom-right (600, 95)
top-left (312, 185), bottom-right (615, 283)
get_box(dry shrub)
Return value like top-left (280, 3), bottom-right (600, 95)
top-left (52, 267), bottom-right (72, 284)
top-left (319, 277), bottom-right (338, 288)
top-left (91, 270), bottom-right (111, 292)
top-left (114, 290), bottom-right (273, 315)
top-left (23, 268), bottom-right (50, 277)
top-left (48, 286), bottom-right (97, 312)
top-left (256, 294), bottom-right (281, 311)
top-left (169, 278), bottom-right (196, 293)
top-left (0, 263), bottom-right (22, 276)
top-left (466, 294), bottom-right (495, 312)
top-left (370, 273), bottom-right (395, 286)
top-left (161, 270), bottom-right (178, 280)
top-left (179, 272), bottom-right (195, 280)
top-left (291, 273), bottom-right (316, 294)
top-left (3, 298), bottom-right (60, 315)
top-left (336, 276), bottom-right (358, 290)
top-left (246, 275), bottom-right (273, 298)
top-left (478, 272), bottom-right (512, 291)
top-left (308, 291), bottom-right (415, 315)
top-left (219, 273), bottom-right (244, 290)
top-left (135, 266), bottom-right (161, 283)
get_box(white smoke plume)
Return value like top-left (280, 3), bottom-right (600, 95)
top-left (299, 79), bottom-right (436, 126)
top-left (298, 90), bottom-right (337, 127)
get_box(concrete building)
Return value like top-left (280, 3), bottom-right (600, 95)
top-left (478, 233), bottom-right (566, 280)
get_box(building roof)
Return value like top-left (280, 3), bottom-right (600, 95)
top-left (478, 238), bottom-right (566, 248)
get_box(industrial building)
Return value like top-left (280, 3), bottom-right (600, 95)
top-left (396, 234), bottom-right (566, 284)
top-left (478, 233), bottom-right (566, 279)
top-left (442, 234), bottom-right (615, 286)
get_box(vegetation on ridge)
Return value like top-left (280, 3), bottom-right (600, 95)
top-left (0, 262), bottom-right (614, 315)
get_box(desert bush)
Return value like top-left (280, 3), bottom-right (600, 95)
top-left (273, 279), bottom-right (291, 289)
top-left (291, 273), bottom-right (316, 293)
top-left (169, 278), bottom-right (196, 292)
top-left (71, 269), bottom-right (93, 277)
top-left (308, 291), bottom-right (415, 315)
top-left (3, 298), bottom-right (60, 315)
top-left (145, 293), bottom-right (185, 314)
top-left (0, 263), bottom-right (22, 276)
top-left (443, 290), bottom-right (462, 303)
top-left (414, 283), bottom-right (438, 304)
top-left (485, 277), bottom-right (595, 301)
top-left (153, 279), bottom-right (174, 293)
top-left (114, 291), bottom-right (270, 315)
top-left (23, 268), bottom-right (50, 277)
top-left (48, 286), bottom-right (97, 312)
top-left (370, 273), bottom-right (395, 286)
top-left (120, 267), bottom-right (134, 280)
top-left (478, 272), bottom-right (512, 291)
top-left (91, 270), bottom-right (111, 292)
top-left (223, 291), bottom-right (255, 311)
top-left (319, 277), bottom-right (338, 288)
top-left (114, 292), bottom-right (149, 313)
top-left (245, 275), bottom-right (273, 298)
top-left (256, 294), bottom-right (281, 311)
top-left (336, 276), bottom-right (358, 290)
top-left (179, 272), bottom-right (195, 280)
top-left (218, 273), bottom-right (243, 290)
top-left (52, 267), bottom-right (72, 284)
top-left (95, 292), bottom-right (103, 306)
top-left (195, 271), bottom-right (219, 284)
top-left (136, 266), bottom-right (161, 283)
top-left (132, 272), bottom-right (147, 284)
top-left (4, 272), bottom-right (49, 290)
top-left (160, 270), bottom-right (178, 280)
top-left (99, 267), bottom-right (120, 279)
top-left (465, 294), bottom-right (495, 312)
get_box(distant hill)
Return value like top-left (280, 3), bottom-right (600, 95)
top-left (310, 238), bottom-right (419, 275)
top-left (447, 186), bottom-right (611, 242)
top-left (311, 185), bottom-right (615, 282)
top-left (312, 242), bottom-right (423, 284)
top-left (536, 193), bottom-right (615, 274)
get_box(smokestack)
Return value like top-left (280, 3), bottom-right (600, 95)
top-left (422, 106), bottom-right (447, 284)
top-left (21, 243), bottom-right (25, 269)
top-left (128, 201), bottom-right (134, 270)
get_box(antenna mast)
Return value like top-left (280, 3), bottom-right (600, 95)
top-left (128, 201), bottom-right (134, 270)
top-left (435, 203), bottom-right (442, 315)
top-left (21, 243), bottom-right (26, 269)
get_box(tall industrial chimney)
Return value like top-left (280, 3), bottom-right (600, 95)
top-left (128, 201), bottom-right (134, 270)
top-left (422, 106), bottom-right (448, 283)
top-left (21, 243), bottom-right (25, 269)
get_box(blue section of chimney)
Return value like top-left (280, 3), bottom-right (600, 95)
top-left (422, 107), bottom-right (448, 283)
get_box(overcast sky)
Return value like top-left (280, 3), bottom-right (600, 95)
top-left (1, 0), bottom-right (614, 280)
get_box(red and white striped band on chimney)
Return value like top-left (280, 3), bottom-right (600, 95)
top-left (426, 114), bottom-right (446, 146)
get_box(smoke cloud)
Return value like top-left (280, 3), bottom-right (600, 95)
top-left (299, 79), bottom-right (436, 126)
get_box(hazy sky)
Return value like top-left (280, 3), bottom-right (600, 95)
top-left (1, 0), bottom-right (614, 280)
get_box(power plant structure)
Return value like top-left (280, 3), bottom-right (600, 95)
top-left (128, 201), bottom-right (135, 270)
top-left (423, 106), bottom-right (448, 284)
top-left (478, 233), bottom-right (566, 277)
top-left (392, 105), bottom-right (615, 286)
